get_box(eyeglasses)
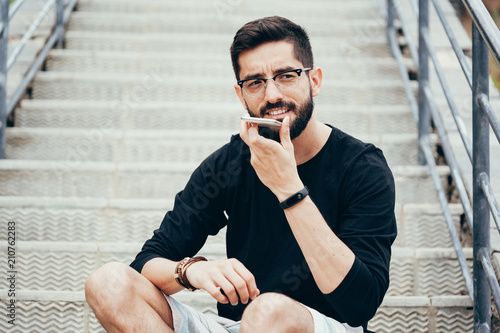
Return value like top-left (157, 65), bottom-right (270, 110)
top-left (237, 68), bottom-right (312, 97)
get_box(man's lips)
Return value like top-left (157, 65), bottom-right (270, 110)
top-left (265, 108), bottom-right (291, 119)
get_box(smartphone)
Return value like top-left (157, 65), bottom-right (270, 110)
top-left (241, 116), bottom-right (282, 128)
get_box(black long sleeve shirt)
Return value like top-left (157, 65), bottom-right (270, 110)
top-left (131, 125), bottom-right (397, 330)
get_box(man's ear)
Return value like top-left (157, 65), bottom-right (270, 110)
top-left (234, 84), bottom-right (247, 110)
top-left (309, 67), bottom-right (323, 98)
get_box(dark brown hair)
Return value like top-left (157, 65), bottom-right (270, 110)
top-left (230, 16), bottom-right (314, 80)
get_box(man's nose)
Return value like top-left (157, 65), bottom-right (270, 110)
top-left (263, 79), bottom-right (284, 104)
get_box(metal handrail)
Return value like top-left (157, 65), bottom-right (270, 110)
top-left (9, 0), bottom-right (27, 21)
top-left (7, 0), bottom-right (56, 71)
top-left (400, 0), bottom-right (475, 164)
top-left (388, 0), bottom-right (500, 330)
top-left (463, 0), bottom-right (500, 68)
top-left (0, 0), bottom-right (77, 159)
top-left (431, 0), bottom-right (472, 88)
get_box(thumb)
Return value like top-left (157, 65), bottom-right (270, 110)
top-left (280, 116), bottom-right (293, 151)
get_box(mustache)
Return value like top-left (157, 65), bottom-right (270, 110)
top-left (260, 101), bottom-right (296, 117)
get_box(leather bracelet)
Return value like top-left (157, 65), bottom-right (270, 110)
top-left (174, 257), bottom-right (191, 290)
top-left (279, 186), bottom-right (309, 209)
top-left (174, 256), bottom-right (207, 292)
top-left (181, 257), bottom-right (207, 291)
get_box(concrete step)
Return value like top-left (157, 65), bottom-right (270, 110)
top-left (5, 128), bottom-right (421, 167)
top-left (67, 12), bottom-right (385, 38)
top-left (392, 166), bottom-right (449, 206)
top-left (45, 49), bottom-right (402, 81)
top-left (0, 160), bottom-right (194, 199)
top-left (15, 100), bottom-right (242, 130)
top-left (0, 241), bottom-right (475, 332)
top-left (63, 31), bottom-right (392, 58)
top-left (0, 161), bottom-right (448, 204)
top-left (369, 296), bottom-right (472, 332)
top-left (0, 242), bottom-right (473, 298)
top-left (386, 247), bottom-right (472, 298)
top-left (0, 241), bottom-right (223, 292)
top-left (0, 197), bottom-right (174, 243)
top-left (74, 0), bottom-right (382, 19)
top-left (394, 203), bottom-right (465, 249)
top-left (15, 100), bottom-right (416, 135)
top-left (30, 72), bottom-right (410, 105)
top-left (0, 197), bottom-right (460, 248)
top-left (5, 128), bottom-right (232, 164)
top-left (0, 293), bottom-right (473, 333)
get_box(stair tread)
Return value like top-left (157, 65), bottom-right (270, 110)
top-left (0, 289), bottom-right (473, 307)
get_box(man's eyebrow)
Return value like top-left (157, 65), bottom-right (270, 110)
top-left (242, 72), bottom-right (265, 81)
top-left (242, 66), bottom-right (298, 80)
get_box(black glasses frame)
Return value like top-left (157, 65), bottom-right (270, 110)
top-left (237, 68), bottom-right (312, 96)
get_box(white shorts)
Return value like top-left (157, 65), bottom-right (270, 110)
top-left (163, 293), bottom-right (363, 333)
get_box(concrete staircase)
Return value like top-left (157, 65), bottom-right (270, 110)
top-left (0, 0), bottom-right (473, 331)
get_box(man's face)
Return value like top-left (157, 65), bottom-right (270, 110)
top-left (235, 41), bottom-right (320, 141)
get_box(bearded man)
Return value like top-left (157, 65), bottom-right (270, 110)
top-left (85, 16), bottom-right (397, 333)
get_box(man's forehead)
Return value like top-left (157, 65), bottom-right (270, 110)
top-left (238, 41), bottom-right (303, 78)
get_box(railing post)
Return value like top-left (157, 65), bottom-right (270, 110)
top-left (472, 23), bottom-right (491, 333)
top-left (55, 0), bottom-right (64, 48)
top-left (418, 0), bottom-right (430, 165)
top-left (387, 0), bottom-right (395, 57)
top-left (0, 0), bottom-right (8, 159)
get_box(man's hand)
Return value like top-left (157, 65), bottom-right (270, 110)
top-left (239, 116), bottom-right (303, 201)
top-left (184, 258), bottom-right (260, 306)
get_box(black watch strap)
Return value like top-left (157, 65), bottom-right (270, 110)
top-left (280, 186), bottom-right (309, 210)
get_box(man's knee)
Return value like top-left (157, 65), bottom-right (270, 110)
top-left (241, 292), bottom-right (310, 332)
top-left (86, 262), bottom-right (175, 331)
top-left (85, 262), bottom-right (137, 310)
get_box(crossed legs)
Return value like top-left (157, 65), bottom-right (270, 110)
top-left (85, 262), bottom-right (175, 332)
top-left (85, 262), bottom-right (314, 333)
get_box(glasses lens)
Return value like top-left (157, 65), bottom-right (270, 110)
top-left (241, 70), bottom-right (305, 97)
top-left (275, 71), bottom-right (300, 91)
top-left (243, 79), bottom-right (265, 97)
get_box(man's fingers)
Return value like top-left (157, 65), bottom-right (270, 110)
top-left (216, 276), bottom-right (241, 306)
top-left (280, 116), bottom-right (293, 152)
top-left (218, 259), bottom-right (255, 305)
top-left (222, 269), bottom-right (251, 304)
top-left (239, 117), bottom-right (251, 142)
top-left (185, 258), bottom-right (259, 306)
top-left (204, 284), bottom-right (229, 305)
top-left (239, 117), bottom-right (274, 151)
top-left (233, 261), bottom-right (260, 300)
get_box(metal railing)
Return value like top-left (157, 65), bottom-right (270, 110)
top-left (0, 0), bottom-right (77, 159)
top-left (387, 0), bottom-right (500, 331)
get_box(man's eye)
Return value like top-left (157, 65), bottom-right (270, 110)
top-left (248, 80), bottom-right (264, 87)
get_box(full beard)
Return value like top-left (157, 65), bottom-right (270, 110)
top-left (247, 92), bottom-right (314, 143)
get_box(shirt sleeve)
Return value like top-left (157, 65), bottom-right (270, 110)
top-left (130, 147), bottom-right (230, 273)
top-left (324, 148), bottom-right (397, 327)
